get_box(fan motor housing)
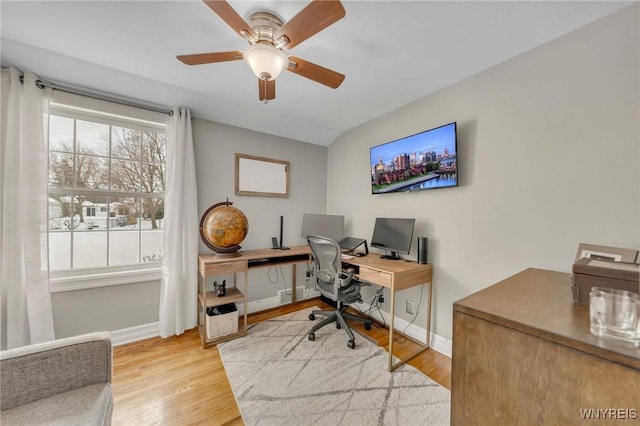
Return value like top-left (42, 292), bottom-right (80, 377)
top-left (247, 12), bottom-right (287, 47)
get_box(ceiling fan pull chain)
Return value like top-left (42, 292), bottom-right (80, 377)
top-left (262, 75), bottom-right (268, 104)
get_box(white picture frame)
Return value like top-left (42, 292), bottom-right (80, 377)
top-left (235, 153), bottom-right (289, 198)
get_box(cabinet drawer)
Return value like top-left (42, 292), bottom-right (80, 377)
top-left (205, 260), bottom-right (247, 275)
top-left (359, 268), bottom-right (391, 286)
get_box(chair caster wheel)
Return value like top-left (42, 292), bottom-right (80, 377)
top-left (364, 322), bottom-right (372, 331)
top-left (347, 340), bottom-right (355, 349)
top-left (308, 333), bottom-right (315, 341)
top-left (309, 314), bottom-right (315, 321)
top-left (336, 323), bottom-right (341, 329)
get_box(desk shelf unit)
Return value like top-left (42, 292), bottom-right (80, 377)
top-left (197, 246), bottom-right (311, 348)
top-left (197, 257), bottom-right (248, 348)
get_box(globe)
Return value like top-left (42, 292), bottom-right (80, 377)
top-left (199, 201), bottom-right (249, 257)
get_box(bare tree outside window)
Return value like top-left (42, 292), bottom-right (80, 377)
top-left (48, 113), bottom-right (165, 271)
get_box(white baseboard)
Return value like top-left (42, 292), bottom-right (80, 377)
top-left (109, 297), bottom-right (452, 358)
top-left (278, 287), bottom-right (320, 304)
top-left (244, 296), bottom-right (280, 313)
top-left (351, 302), bottom-right (452, 358)
top-left (111, 322), bottom-right (159, 346)
top-left (110, 295), bottom-right (307, 346)
top-left (430, 332), bottom-right (452, 358)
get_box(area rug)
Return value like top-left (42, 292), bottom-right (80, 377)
top-left (218, 308), bottom-right (450, 426)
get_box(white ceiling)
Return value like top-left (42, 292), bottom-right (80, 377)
top-left (1, 1), bottom-right (631, 146)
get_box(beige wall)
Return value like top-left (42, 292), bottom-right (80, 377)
top-left (327, 5), bottom-right (640, 342)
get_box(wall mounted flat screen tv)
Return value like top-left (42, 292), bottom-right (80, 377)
top-left (370, 122), bottom-right (457, 194)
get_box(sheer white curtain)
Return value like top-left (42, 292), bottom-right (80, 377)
top-left (159, 107), bottom-right (198, 337)
top-left (0, 67), bottom-right (55, 349)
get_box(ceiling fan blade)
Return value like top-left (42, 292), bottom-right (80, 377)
top-left (274, 0), bottom-right (345, 49)
top-left (177, 51), bottom-right (243, 65)
top-left (287, 56), bottom-right (345, 89)
top-left (203, 0), bottom-right (256, 41)
top-left (258, 79), bottom-right (276, 101)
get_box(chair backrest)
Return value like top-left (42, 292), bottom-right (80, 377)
top-left (306, 235), bottom-right (344, 301)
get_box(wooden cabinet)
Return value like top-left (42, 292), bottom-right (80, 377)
top-left (452, 268), bottom-right (640, 425)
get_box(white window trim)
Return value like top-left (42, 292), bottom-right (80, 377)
top-left (47, 91), bottom-right (167, 291)
top-left (50, 264), bottom-right (163, 293)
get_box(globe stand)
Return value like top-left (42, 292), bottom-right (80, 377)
top-left (199, 200), bottom-right (249, 258)
top-left (212, 245), bottom-right (242, 258)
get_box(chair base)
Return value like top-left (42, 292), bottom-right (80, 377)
top-left (308, 307), bottom-right (372, 349)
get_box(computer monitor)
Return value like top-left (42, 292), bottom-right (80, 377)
top-left (301, 213), bottom-right (345, 243)
top-left (370, 217), bottom-right (416, 260)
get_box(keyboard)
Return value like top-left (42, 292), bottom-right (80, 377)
top-left (341, 254), bottom-right (355, 260)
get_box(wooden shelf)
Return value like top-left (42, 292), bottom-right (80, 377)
top-left (198, 255), bottom-right (249, 349)
top-left (199, 287), bottom-right (245, 308)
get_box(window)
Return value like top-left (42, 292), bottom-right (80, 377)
top-left (47, 95), bottom-right (166, 279)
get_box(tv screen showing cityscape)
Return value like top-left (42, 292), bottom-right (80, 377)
top-left (370, 122), bottom-right (458, 194)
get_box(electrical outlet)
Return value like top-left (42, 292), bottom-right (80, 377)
top-left (406, 300), bottom-right (416, 315)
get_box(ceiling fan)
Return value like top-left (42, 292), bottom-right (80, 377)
top-left (177, 0), bottom-right (346, 103)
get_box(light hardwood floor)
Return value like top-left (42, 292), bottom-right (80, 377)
top-left (112, 298), bottom-right (451, 426)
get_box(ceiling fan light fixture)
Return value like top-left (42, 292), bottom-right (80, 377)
top-left (244, 44), bottom-right (288, 81)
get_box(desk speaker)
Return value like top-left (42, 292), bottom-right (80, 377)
top-left (417, 237), bottom-right (428, 264)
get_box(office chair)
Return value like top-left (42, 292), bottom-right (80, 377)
top-left (306, 235), bottom-right (372, 349)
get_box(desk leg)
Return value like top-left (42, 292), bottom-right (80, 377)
top-left (426, 281), bottom-right (432, 349)
top-left (199, 272), bottom-right (205, 348)
top-left (389, 280), bottom-right (433, 372)
top-left (388, 284), bottom-right (396, 372)
top-left (292, 264), bottom-right (297, 303)
top-left (243, 269), bottom-right (248, 329)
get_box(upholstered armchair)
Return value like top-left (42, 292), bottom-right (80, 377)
top-left (0, 331), bottom-right (113, 425)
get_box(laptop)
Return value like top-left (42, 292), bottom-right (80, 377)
top-left (339, 237), bottom-right (367, 253)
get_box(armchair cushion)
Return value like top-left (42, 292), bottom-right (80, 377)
top-left (1, 383), bottom-right (112, 426)
top-left (1, 331), bottom-right (113, 425)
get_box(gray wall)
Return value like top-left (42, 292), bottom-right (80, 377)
top-left (52, 281), bottom-right (159, 338)
top-left (192, 118), bottom-right (328, 302)
top-left (52, 118), bottom-right (327, 338)
top-left (326, 5), bottom-right (640, 342)
top-left (193, 118), bottom-right (327, 252)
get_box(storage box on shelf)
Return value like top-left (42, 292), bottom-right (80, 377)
top-left (206, 303), bottom-right (239, 339)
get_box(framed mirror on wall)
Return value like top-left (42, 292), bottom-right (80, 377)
top-left (235, 153), bottom-right (290, 197)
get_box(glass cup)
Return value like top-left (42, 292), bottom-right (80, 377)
top-left (589, 287), bottom-right (640, 346)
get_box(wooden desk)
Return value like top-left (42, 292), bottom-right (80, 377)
top-left (197, 245), bottom-right (310, 348)
top-left (343, 255), bottom-right (433, 371)
top-left (451, 268), bottom-right (640, 425)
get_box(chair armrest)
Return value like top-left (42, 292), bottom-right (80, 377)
top-left (0, 331), bottom-right (112, 411)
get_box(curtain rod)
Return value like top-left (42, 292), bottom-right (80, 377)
top-left (17, 74), bottom-right (173, 116)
